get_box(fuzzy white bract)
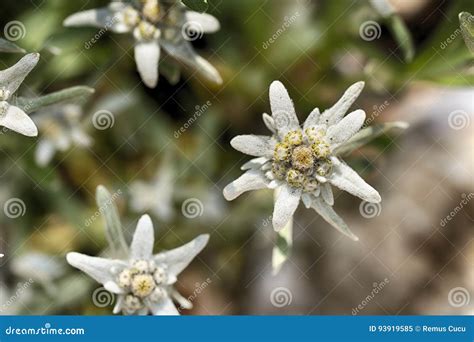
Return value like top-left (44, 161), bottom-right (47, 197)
top-left (64, 0), bottom-right (222, 88)
top-left (67, 215), bottom-right (209, 315)
top-left (0, 53), bottom-right (39, 137)
top-left (223, 81), bottom-right (381, 240)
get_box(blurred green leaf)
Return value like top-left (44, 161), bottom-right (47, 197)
top-left (387, 15), bottom-right (415, 62)
top-left (16, 86), bottom-right (95, 113)
top-left (272, 218), bottom-right (293, 275)
top-left (335, 121), bottom-right (409, 156)
top-left (182, 0), bottom-right (209, 12)
top-left (96, 186), bottom-right (128, 259)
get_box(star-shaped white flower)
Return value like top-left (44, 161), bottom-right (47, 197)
top-left (67, 215), bottom-right (209, 315)
top-left (34, 104), bottom-right (93, 167)
top-left (129, 162), bottom-right (175, 221)
top-left (0, 53), bottom-right (39, 137)
top-left (64, 0), bottom-right (222, 88)
top-left (223, 81), bottom-right (381, 240)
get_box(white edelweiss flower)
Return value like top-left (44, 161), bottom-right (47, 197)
top-left (129, 162), bottom-right (175, 221)
top-left (0, 53), bottom-right (39, 137)
top-left (64, 0), bottom-right (222, 88)
top-left (223, 81), bottom-right (381, 240)
top-left (33, 104), bottom-right (93, 167)
top-left (67, 215), bottom-right (209, 315)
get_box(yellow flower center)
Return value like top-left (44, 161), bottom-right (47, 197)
top-left (291, 145), bottom-right (314, 171)
top-left (131, 274), bottom-right (156, 298)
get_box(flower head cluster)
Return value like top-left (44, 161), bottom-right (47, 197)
top-left (0, 53), bottom-right (39, 137)
top-left (64, 0), bottom-right (222, 88)
top-left (67, 215), bottom-right (209, 315)
top-left (224, 81), bottom-right (381, 240)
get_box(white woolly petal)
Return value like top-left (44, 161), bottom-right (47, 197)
top-left (63, 3), bottom-right (131, 33)
top-left (148, 297), bottom-right (180, 315)
top-left (230, 135), bottom-right (275, 158)
top-left (154, 234), bottom-right (209, 280)
top-left (269, 81), bottom-right (299, 136)
top-left (130, 215), bottom-right (155, 260)
top-left (185, 12), bottom-right (220, 33)
top-left (241, 157), bottom-right (268, 170)
top-left (135, 41), bottom-right (160, 88)
top-left (272, 184), bottom-right (302, 231)
top-left (161, 41), bottom-right (222, 85)
top-left (262, 113), bottom-right (276, 134)
top-left (328, 157), bottom-right (381, 203)
top-left (327, 109), bottom-right (366, 150)
top-left (310, 196), bottom-right (359, 241)
top-left (303, 107), bottom-right (321, 131)
top-left (0, 53), bottom-right (39, 96)
top-left (319, 81), bottom-right (365, 126)
top-left (223, 169), bottom-right (269, 200)
top-left (320, 183), bottom-right (334, 206)
top-left (66, 252), bottom-right (127, 290)
top-left (0, 105), bottom-right (38, 137)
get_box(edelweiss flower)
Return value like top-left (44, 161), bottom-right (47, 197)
top-left (64, 0), bottom-right (222, 88)
top-left (0, 53), bottom-right (39, 137)
top-left (34, 104), bottom-right (93, 167)
top-left (129, 162), bottom-right (174, 221)
top-left (67, 215), bottom-right (209, 315)
top-left (223, 81), bottom-right (381, 240)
